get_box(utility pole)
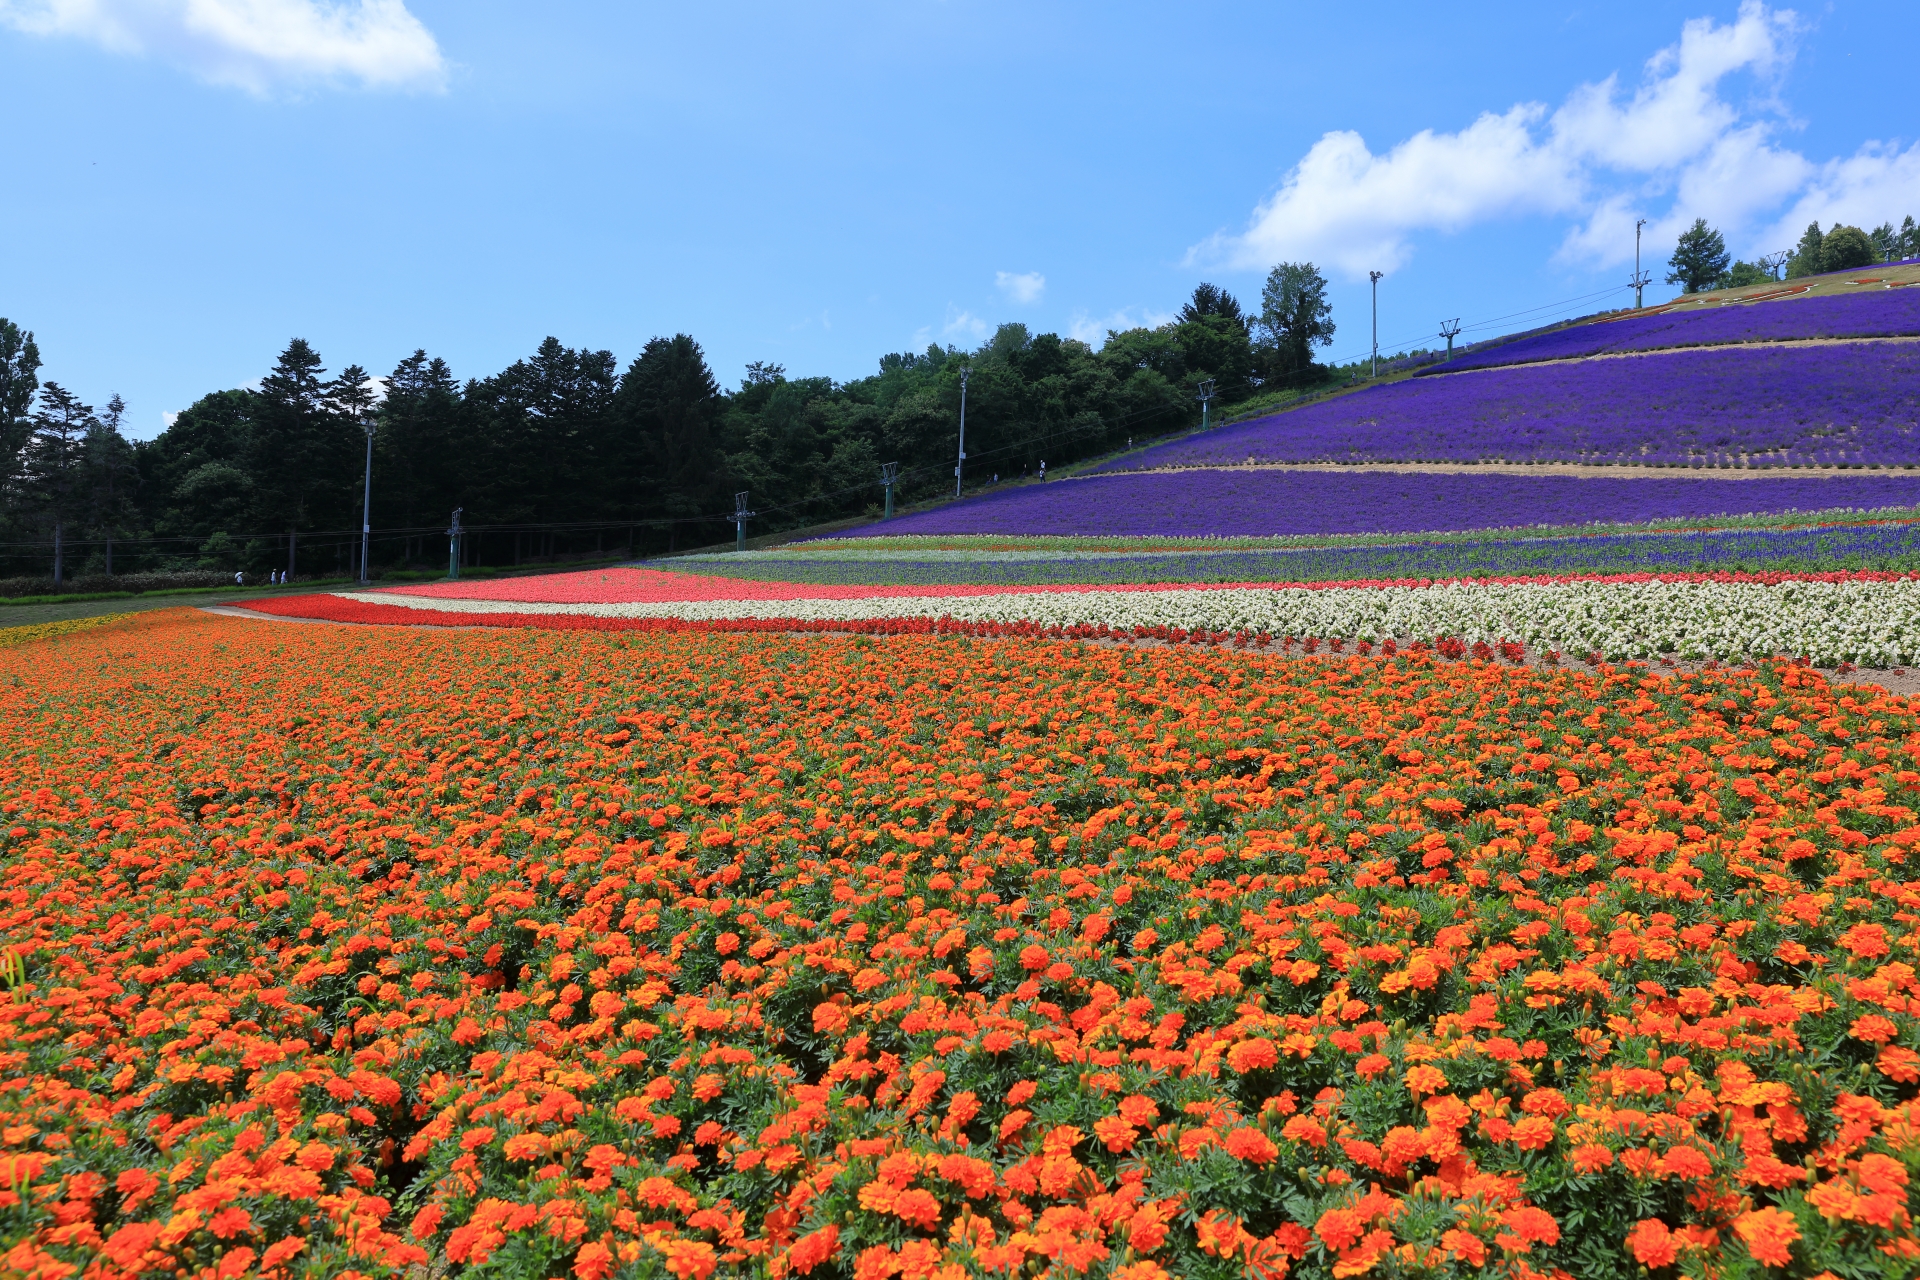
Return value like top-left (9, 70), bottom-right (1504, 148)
top-left (1632, 218), bottom-right (1651, 308)
top-left (1439, 318), bottom-right (1461, 361)
top-left (1196, 379), bottom-right (1215, 430)
top-left (1369, 271), bottom-right (1383, 377)
top-left (954, 366), bottom-right (970, 498)
top-left (358, 413), bottom-right (375, 585)
top-left (732, 491), bottom-right (755, 553)
top-left (447, 507), bottom-right (463, 580)
top-left (880, 461), bottom-right (899, 518)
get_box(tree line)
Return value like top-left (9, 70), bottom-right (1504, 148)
top-left (1, 269), bottom-right (1342, 583)
top-left (1666, 212), bottom-right (1919, 293)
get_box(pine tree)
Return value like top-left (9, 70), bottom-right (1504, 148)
top-left (1, 319), bottom-right (40, 499)
top-left (1786, 222), bottom-right (1825, 278)
top-left (249, 339), bottom-right (357, 578)
top-left (1666, 219), bottom-right (1731, 294)
top-left (85, 394), bottom-right (139, 575)
top-left (24, 384), bottom-right (96, 585)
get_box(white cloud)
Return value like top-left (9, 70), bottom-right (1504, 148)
top-left (1067, 306), bottom-right (1175, 346)
top-left (1196, 2), bottom-right (1822, 279)
top-left (0, 0), bottom-right (446, 93)
top-left (995, 270), bottom-right (1045, 305)
top-left (1761, 141), bottom-right (1920, 248)
top-left (941, 307), bottom-right (989, 341)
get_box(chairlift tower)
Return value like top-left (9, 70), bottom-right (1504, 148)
top-left (732, 492), bottom-right (756, 553)
top-left (1196, 379), bottom-right (1216, 430)
top-left (1760, 250), bottom-right (1791, 282)
top-left (1439, 318), bottom-right (1462, 361)
top-left (447, 507), bottom-right (463, 580)
top-left (880, 461), bottom-right (900, 518)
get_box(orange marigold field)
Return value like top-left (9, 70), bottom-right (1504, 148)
top-left (1, 607), bottom-right (1917, 1280)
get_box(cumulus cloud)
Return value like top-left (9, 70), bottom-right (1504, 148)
top-left (941, 308), bottom-right (989, 341)
top-left (995, 271), bottom-right (1045, 305)
top-left (1195, 2), bottom-right (1851, 278)
top-left (0, 0), bottom-right (446, 93)
top-left (1761, 141), bottom-right (1920, 248)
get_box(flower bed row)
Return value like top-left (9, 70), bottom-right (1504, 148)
top-left (258, 571), bottom-right (1920, 665)
top-left (1430, 286), bottom-right (1920, 374)
top-left (1080, 342), bottom-right (1920, 476)
top-left (860, 468), bottom-right (1920, 539)
top-left (3, 612), bottom-right (1918, 1279)
top-left (689, 520), bottom-right (1920, 589)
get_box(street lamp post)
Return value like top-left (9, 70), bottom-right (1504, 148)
top-left (358, 415), bottom-right (375, 585)
top-left (954, 366), bottom-right (971, 498)
top-left (1632, 218), bottom-right (1651, 308)
top-left (1369, 271), bottom-right (1383, 377)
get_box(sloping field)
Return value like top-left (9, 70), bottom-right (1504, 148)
top-left (847, 469), bottom-right (1920, 538)
top-left (1434, 284), bottom-right (1920, 374)
top-left (1093, 342), bottom-right (1920, 471)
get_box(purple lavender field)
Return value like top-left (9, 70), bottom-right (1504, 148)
top-left (1435, 285), bottom-right (1920, 373)
top-left (855, 470), bottom-right (1920, 538)
top-left (1094, 341), bottom-right (1920, 471)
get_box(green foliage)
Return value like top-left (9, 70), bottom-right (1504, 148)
top-left (1666, 219), bottom-right (1731, 294)
top-left (1787, 222), bottom-right (1823, 278)
top-left (0, 277), bottom-right (1291, 576)
top-left (1822, 224), bottom-right (1877, 272)
top-left (1725, 259), bottom-right (1772, 288)
top-left (1256, 262), bottom-right (1336, 385)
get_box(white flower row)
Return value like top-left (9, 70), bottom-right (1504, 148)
top-left (347, 578), bottom-right (1920, 665)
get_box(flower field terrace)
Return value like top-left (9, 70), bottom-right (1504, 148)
top-left (259, 564), bottom-right (1920, 666)
top-left (1431, 286), bottom-right (1920, 375)
top-left (1085, 343), bottom-right (1920, 473)
top-left (4, 609), bottom-right (1920, 1279)
top-left (834, 468), bottom-right (1920, 540)
top-left (666, 519), bottom-right (1920, 589)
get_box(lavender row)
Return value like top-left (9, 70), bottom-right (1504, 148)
top-left (1094, 342), bottom-right (1920, 471)
top-left (669, 522), bottom-right (1920, 586)
top-left (1432, 285), bottom-right (1920, 373)
top-left (855, 468), bottom-right (1920, 538)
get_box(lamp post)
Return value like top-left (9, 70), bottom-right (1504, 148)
top-left (358, 414), bottom-right (375, 584)
top-left (1369, 271), bottom-right (1383, 377)
top-left (954, 366), bottom-right (970, 498)
top-left (1632, 218), bottom-right (1651, 308)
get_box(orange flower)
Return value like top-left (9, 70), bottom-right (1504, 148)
top-left (1625, 1219), bottom-right (1677, 1268)
top-left (1733, 1206), bottom-right (1800, 1267)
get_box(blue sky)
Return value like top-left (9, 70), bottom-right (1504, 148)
top-left (1, 0), bottom-right (1916, 438)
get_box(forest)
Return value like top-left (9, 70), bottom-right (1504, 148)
top-left (0, 275), bottom-right (1323, 583)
